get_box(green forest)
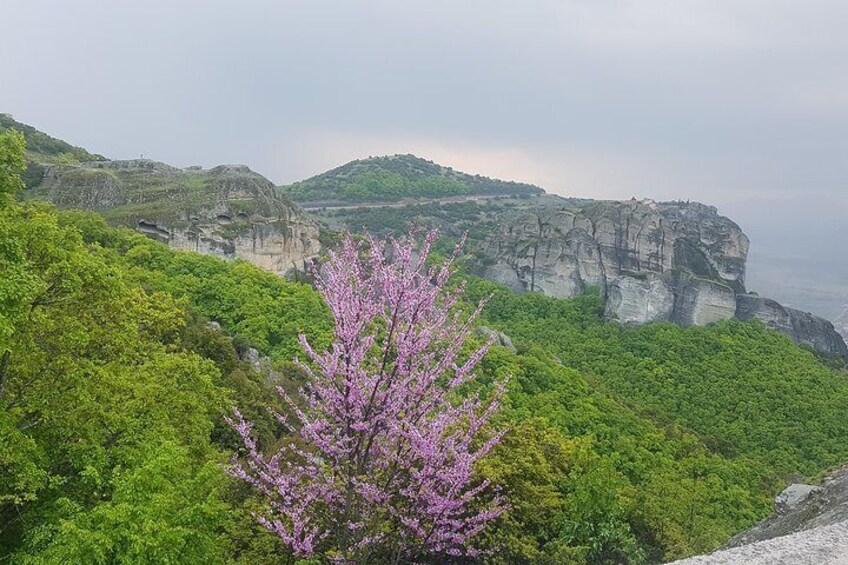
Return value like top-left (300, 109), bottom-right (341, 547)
top-left (279, 154), bottom-right (544, 203)
top-left (3, 128), bottom-right (848, 564)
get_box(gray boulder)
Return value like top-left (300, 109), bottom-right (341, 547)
top-left (776, 484), bottom-right (823, 514)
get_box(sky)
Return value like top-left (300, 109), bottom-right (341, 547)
top-left (2, 0), bottom-right (847, 317)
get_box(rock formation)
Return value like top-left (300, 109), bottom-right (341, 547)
top-left (483, 199), bottom-right (748, 300)
top-left (30, 159), bottom-right (321, 276)
top-left (476, 326), bottom-right (517, 352)
top-left (667, 521), bottom-right (848, 565)
top-left (736, 294), bottom-right (848, 358)
top-left (604, 274), bottom-right (675, 325)
top-left (482, 198), bottom-right (847, 357)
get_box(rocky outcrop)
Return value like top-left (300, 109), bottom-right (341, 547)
top-left (736, 295), bottom-right (848, 358)
top-left (722, 465), bottom-right (848, 549)
top-left (31, 159), bottom-right (321, 276)
top-left (484, 198), bottom-right (747, 327)
top-left (667, 521), bottom-right (848, 565)
top-left (668, 466), bottom-right (848, 564)
top-left (484, 199), bottom-right (749, 299)
top-left (670, 273), bottom-right (738, 327)
top-left (477, 326), bottom-right (517, 352)
top-left (482, 198), bottom-right (847, 357)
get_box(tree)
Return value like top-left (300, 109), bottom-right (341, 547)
top-left (228, 230), bottom-right (505, 563)
top-left (0, 129), bottom-right (25, 204)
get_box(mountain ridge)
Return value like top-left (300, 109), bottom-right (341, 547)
top-left (4, 114), bottom-right (845, 357)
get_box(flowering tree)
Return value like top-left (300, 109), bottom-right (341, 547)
top-left (228, 230), bottom-right (505, 563)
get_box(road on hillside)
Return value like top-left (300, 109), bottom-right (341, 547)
top-left (299, 194), bottom-right (515, 212)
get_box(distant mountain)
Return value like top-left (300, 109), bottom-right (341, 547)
top-left (278, 154), bottom-right (545, 204)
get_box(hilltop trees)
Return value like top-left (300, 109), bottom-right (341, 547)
top-left (229, 231), bottom-right (506, 563)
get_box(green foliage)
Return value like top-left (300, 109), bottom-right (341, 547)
top-left (472, 281), bottom-right (848, 477)
top-left (0, 114), bottom-right (105, 164)
top-left (463, 276), bottom-right (848, 560)
top-left (0, 199), bottom-right (229, 561)
top-left (0, 129), bottom-right (26, 202)
top-left (60, 212), bottom-right (333, 363)
top-left (280, 154), bottom-right (543, 203)
top-left (14, 440), bottom-right (230, 565)
top-left (0, 156), bottom-right (295, 563)
top-left (472, 345), bottom-right (770, 563)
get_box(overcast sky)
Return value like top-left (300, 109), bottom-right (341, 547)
top-left (2, 0), bottom-right (847, 310)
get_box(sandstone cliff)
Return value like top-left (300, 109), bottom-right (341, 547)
top-left (483, 199), bottom-right (748, 299)
top-left (29, 159), bottom-right (321, 276)
top-left (480, 197), bottom-right (847, 357)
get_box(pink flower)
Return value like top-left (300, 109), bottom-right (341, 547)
top-left (228, 230), bottom-right (505, 561)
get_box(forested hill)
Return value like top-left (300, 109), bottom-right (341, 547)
top-left (0, 114), bottom-right (105, 164)
top-left (0, 114), bottom-right (106, 189)
top-left (278, 153), bottom-right (545, 203)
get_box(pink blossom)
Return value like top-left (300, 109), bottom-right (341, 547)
top-left (228, 230), bottom-right (505, 562)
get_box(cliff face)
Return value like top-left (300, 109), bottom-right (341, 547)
top-left (483, 199), bottom-right (748, 322)
top-left (483, 199), bottom-right (748, 298)
top-left (481, 198), bottom-right (847, 357)
top-left (736, 295), bottom-right (848, 358)
top-left (31, 160), bottom-right (321, 276)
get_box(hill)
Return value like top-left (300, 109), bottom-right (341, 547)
top-left (0, 114), bottom-right (106, 189)
top-left (278, 153), bottom-right (545, 203)
top-left (7, 116), bottom-right (843, 358)
top-left (0, 114), bottom-right (105, 165)
top-left (1, 116), bottom-right (321, 276)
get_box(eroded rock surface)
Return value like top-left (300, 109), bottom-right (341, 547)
top-left (483, 199), bottom-right (749, 299)
top-left (668, 521), bottom-right (848, 565)
top-left (482, 198), bottom-right (846, 357)
top-left (32, 159), bottom-right (321, 276)
top-left (736, 294), bottom-right (848, 358)
top-left (605, 274), bottom-right (675, 325)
